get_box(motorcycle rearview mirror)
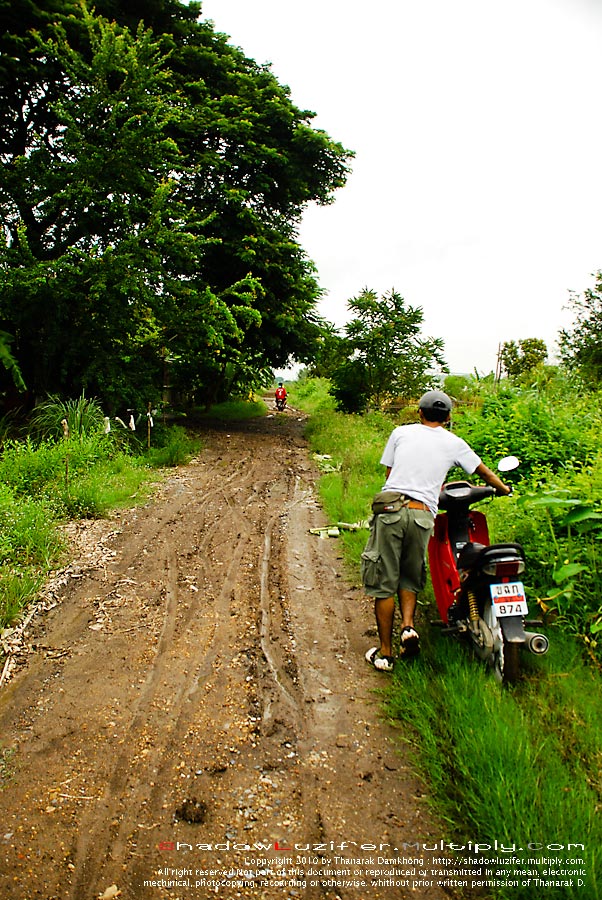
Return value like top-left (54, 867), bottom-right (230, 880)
top-left (497, 455), bottom-right (520, 473)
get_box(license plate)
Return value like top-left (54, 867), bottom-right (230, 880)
top-left (490, 581), bottom-right (528, 617)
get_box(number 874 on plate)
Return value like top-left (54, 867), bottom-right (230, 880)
top-left (489, 581), bottom-right (528, 617)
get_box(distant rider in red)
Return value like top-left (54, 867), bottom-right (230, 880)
top-left (275, 382), bottom-right (287, 410)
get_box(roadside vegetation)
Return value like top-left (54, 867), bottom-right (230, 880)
top-left (0, 397), bottom-right (199, 633)
top-left (192, 398), bottom-right (268, 422)
top-left (289, 373), bottom-right (601, 900)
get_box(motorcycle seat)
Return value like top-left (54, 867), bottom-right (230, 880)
top-left (457, 541), bottom-right (524, 570)
top-left (479, 542), bottom-right (525, 561)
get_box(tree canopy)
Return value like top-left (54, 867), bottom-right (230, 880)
top-left (0, 0), bottom-right (352, 410)
top-left (500, 338), bottom-right (547, 379)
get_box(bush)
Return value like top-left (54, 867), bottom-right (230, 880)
top-left (453, 381), bottom-right (602, 476)
top-left (484, 456), bottom-right (602, 662)
top-left (0, 439), bottom-right (66, 497)
top-left (287, 377), bottom-right (336, 415)
top-left (0, 484), bottom-right (64, 570)
top-left (329, 358), bottom-right (371, 413)
top-left (29, 393), bottom-right (105, 440)
top-left (446, 377), bottom-right (602, 661)
top-left (146, 425), bottom-right (198, 467)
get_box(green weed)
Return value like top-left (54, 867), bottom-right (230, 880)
top-left (146, 425), bottom-right (199, 467)
top-left (288, 377), bottom-right (336, 415)
top-left (0, 438), bottom-right (65, 496)
top-left (0, 486), bottom-right (64, 569)
top-left (0, 570), bottom-right (43, 630)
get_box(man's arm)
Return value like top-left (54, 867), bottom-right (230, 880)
top-left (475, 462), bottom-right (511, 495)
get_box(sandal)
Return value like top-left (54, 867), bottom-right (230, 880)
top-left (400, 626), bottom-right (420, 658)
top-left (365, 647), bottom-right (395, 673)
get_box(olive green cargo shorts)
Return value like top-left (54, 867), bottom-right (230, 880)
top-left (361, 507), bottom-right (434, 598)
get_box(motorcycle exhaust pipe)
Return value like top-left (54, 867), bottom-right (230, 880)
top-left (523, 631), bottom-right (549, 655)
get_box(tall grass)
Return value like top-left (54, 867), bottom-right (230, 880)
top-left (293, 377), bottom-right (600, 899)
top-left (0, 484), bottom-right (64, 568)
top-left (0, 484), bottom-right (63, 630)
top-left (0, 571), bottom-right (43, 630)
top-left (146, 424), bottom-right (199, 468)
top-left (193, 398), bottom-right (268, 421)
top-left (385, 631), bottom-right (599, 898)
top-left (29, 392), bottom-right (105, 440)
top-left (305, 408), bottom-right (390, 517)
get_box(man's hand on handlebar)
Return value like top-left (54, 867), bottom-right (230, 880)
top-left (475, 462), bottom-right (512, 496)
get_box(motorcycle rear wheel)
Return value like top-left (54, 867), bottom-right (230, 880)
top-left (483, 604), bottom-right (521, 684)
top-left (492, 639), bottom-right (520, 684)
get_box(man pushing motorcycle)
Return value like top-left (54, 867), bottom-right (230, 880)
top-left (362, 390), bottom-right (511, 672)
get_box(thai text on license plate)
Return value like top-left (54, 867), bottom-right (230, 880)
top-left (490, 581), bottom-right (528, 617)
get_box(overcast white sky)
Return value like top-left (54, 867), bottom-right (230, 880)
top-left (200, 0), bottom-right (602, 373)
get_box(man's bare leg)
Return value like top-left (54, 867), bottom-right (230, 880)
top-left (398, 588), bottom-right (420, 656)
top-left (373, 590), bottom-right (420, 660)
top-left (399, 588), bottom-right (417, 629)
top-left (374, 595), bottom-right (395, 657)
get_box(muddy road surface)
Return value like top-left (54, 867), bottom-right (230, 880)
top-left (0, 409), bottom-right (453, 900)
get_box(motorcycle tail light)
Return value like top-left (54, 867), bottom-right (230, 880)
top-left (483, 559), bottom-right (525, 577)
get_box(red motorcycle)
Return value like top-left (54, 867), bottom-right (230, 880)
top-left (275, 385), bottom-right (287, 412)
top-left (428, 457), bottom-right (549, 682)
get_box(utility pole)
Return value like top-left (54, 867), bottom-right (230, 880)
top-left (495, 342), bottom-right (503, 384)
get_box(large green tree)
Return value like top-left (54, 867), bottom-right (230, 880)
top-left (1, 11), bottom-right (207, 408)
top-left (0, 0), bottom-right (352, 409)
top-left (329, 288), bottom-right (447, 413)
top-left (500, 338), bottom-right (547, 379)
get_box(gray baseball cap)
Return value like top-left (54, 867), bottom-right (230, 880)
top-left (418, 390), bottom-right (452, 413)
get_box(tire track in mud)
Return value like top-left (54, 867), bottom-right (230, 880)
top-left (259, 507), bottom-right (302, 727)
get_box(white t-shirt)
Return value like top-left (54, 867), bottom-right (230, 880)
top-left (380, 423), bottom-right (481, 515)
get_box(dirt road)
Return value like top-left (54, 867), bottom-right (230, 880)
top-left (0, 408), bottom-right (454, 900)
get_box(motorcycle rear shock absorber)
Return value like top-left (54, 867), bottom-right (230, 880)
top-left (468, 589), bottom-right (479, 623)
